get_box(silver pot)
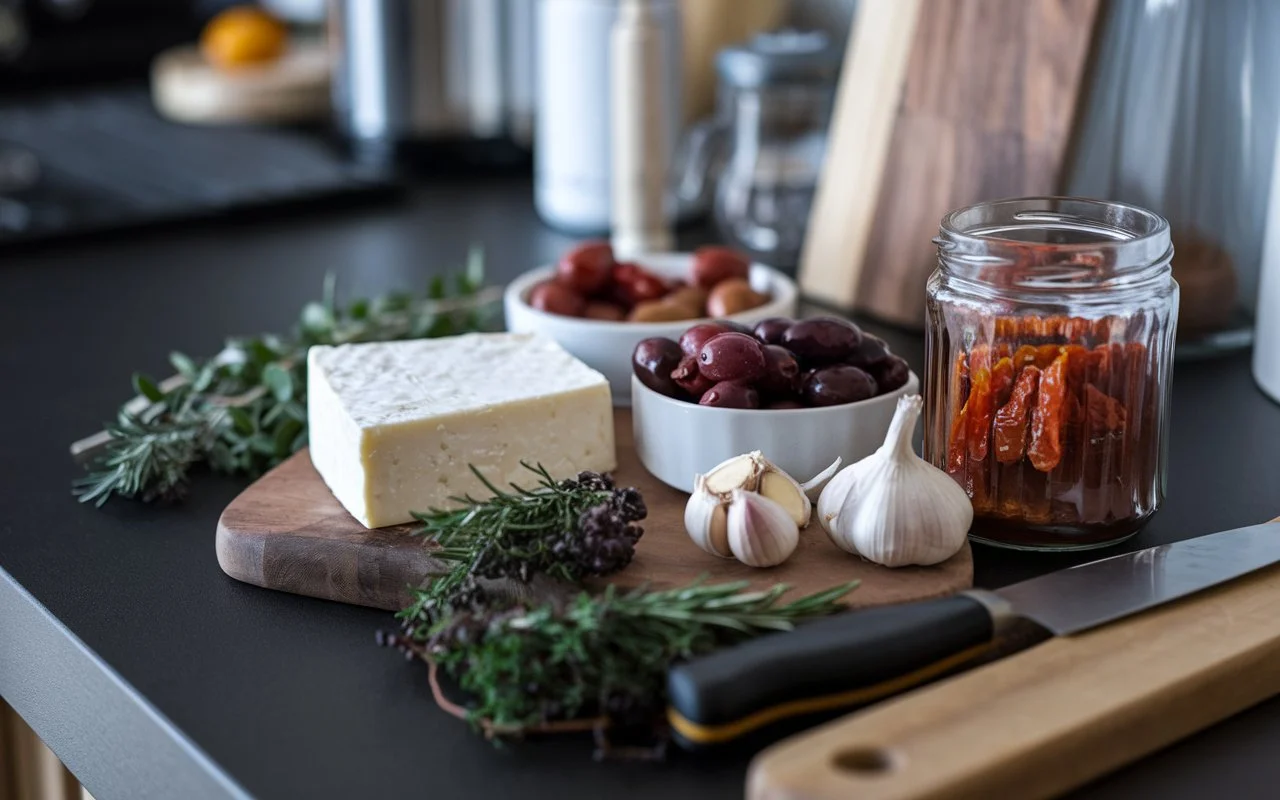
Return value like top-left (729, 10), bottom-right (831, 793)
top-left (328, 0), bottom-right (534, 160)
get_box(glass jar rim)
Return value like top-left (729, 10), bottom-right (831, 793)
top-left (935, 196), bottom-right (1173, 293)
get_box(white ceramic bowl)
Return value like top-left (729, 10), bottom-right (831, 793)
top-left (631, 372), bottom-right (920, 493)
top-left (504, 253), bottom-right (798, 405)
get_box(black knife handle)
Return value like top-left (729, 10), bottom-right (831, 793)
top-left (666, 593), bottom-right (999, 750)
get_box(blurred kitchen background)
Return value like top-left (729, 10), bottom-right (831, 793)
top-left (2, 0), bottom-right (1278, 363)
top-left (4, 0), bottom-right (1280, 793)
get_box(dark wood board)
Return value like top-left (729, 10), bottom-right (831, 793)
top-left (217, 411), bottom-right (972, 610)
top-left (799, 0), bottom-right (1102, 328)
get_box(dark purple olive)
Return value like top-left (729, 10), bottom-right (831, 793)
top-left (759, 344), bottom-right (801, 397)
top-left (752, 317), bottom-right (795, 345)
top-left (698, 332), bottom-right (767, 383)
top-left (679, 322), bottom-right (735, 356)
top-left (699, 382), bottom-right (760, 409)
top-left (631, 337), bottom-right (685, 398)
top-left (671, 354), bottom-right (714, 397)
top-left (846, 334), bottom-right (890, 368)
top-left (782, 317), bottom-right (864, 365)
top-left (869, 355), bottom-right (911, 394)
top-left (802, 365), bottom-right (877, 407)
top-left (710, 319), bottom-right (754, 336)
top-left (767, 400), bottom-right (805, 410)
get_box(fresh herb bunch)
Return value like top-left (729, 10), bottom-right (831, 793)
top-left (74, 249), bottom-right (497, 506)
top-left (409, 464), bottom-right (647, 621)
top-left (384, 579), bottom-right (858, 730)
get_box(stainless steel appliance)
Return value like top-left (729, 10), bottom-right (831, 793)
top-left (328, 0), bottom-right (534, 167)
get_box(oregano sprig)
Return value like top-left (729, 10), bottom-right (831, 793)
top-left (74, 249), bottom-right (498, 506)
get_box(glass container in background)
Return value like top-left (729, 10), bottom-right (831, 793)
top-left (679, 31), bottom-right (839, 271)
top-left (1066, 0), bottom-right (1280, 356)
top-left (925, 198), bottom-right (1179, 551)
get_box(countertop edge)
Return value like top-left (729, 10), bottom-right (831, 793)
top-left (0, 566), bottom-right (252, 800)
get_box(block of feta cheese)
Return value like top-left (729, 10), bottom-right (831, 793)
top-left (307, 332), bottom-right (615, 528)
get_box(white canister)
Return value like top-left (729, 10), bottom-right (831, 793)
top-left (535, 0), bottom-right (681, 234)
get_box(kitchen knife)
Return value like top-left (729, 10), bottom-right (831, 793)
top-left (666, 521), bottom-right (1280, 749)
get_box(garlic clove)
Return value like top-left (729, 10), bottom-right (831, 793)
top-left (726, 489), bottom-right (799, 568)
top-left (703, 451), bottom-right (764, 494)
top-left (684, 474), bottom-right (733, 558)
top-left (817, 395), bottom-right (972, 567)
top-left (758, 468), bottom-right (811, 527)
top-left (799, 457), bottom-right (842, 502)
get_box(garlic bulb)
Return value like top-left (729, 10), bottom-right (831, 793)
top-left (818, 395), bottom-right (972, 567)
top-left (726, 490), bottom-right (799, 567)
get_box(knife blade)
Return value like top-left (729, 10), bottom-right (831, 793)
top-left (666, 521), bottom-right (1280, 750)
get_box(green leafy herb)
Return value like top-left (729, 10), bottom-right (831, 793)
top-left (410, 464), bottom-right (647, 621)
top-left (390, 579), bottom-right (858, 731)
top-left (74, 249), bottom-right (499, 506)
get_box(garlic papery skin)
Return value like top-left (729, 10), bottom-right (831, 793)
top-left (799, 458), bottom-right (841, 502)
top-left (726, 489), bottom-right (799, 568)
top-left (701, 450), bottom-right (818, 527)
top-left (818, 394), bottom-right (973, 567)
top-left (684, 474), bottom-right (732, 558)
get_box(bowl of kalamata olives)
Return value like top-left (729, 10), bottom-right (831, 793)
top-left (629, 316), bottom-right (919, 492)
top-left (504, 243), bottom-right (797, 404)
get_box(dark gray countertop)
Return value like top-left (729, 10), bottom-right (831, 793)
top-left (3, 176), bottom-right (1280, 799)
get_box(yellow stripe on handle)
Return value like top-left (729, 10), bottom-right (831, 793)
top-left (667, 642), bottom-right (994, 745)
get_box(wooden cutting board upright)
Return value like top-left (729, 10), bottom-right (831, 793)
top-left (799, 0), bottom-right (1102, 328)
top-left (216, 410), bottom-right (972, 611)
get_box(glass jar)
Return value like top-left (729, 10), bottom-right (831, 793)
top-left (677, 31), bottom-right (839, 270)
top-left (924, 198), bottom-right (1179, 551)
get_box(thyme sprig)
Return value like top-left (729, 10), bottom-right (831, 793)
top-left (74, 249), bottom-right (498, 506)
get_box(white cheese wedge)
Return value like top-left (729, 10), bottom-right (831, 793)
top-left (307, 332), bottom-right (616, 528)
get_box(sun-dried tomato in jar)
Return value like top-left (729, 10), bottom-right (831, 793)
top-left (925, 198), bottom-right (1178, 550)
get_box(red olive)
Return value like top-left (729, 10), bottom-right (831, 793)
top-left (846, 333), bottom-right (891, 368)
top-left (612, 263), bottom-right (670, 307)
top-left (697, 332), bottom-right (767, 383)
top-left (753, 317), bottom-right (795, 345)
top-left (802, 365), bottom-right (877, 406)
top-left (671, 354), bottom-right (714, 397)
top-left (556, 241), bottom-right (615, 296)
top-left (528, 280), bottom-right (586, 317)
top-left (691, 246), bottom-right (750, 290)
top-left (782, 317), bottom-right (864, 365)
top-left (632, 337), bottom-right (685, 398)
top-left (868, 355), bottom-right (911, 394)
top-left (699, 381), bottom-right (760, 409)
top-left (679, 322), bottom-right (736, 356)
top-left (759, 344), bottom-right (801, 398)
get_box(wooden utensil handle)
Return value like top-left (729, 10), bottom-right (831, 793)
top-left (748, 537), bottom-right (1280, 800)
top-left (667, 594), bottom-right (999, 749)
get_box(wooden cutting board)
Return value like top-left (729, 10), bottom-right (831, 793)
top-left (749, 519), bottom-right (1280, 800)
top-left (799, 0), bottom-right (1102, 327)
top-left (216, 410), bottom-right (972, 610)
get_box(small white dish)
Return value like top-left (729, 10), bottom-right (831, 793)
top-left (631, 372), bottom-right (920, 494)
top-left (504, 253), bottom-right (798, 405)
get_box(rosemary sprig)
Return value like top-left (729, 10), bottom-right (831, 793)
top-left (399, 579), bottom-right (858, 730)
top-left (74, 249), bottom-right (498, 506)
top-left (409, 464), bottom-right (646, 621)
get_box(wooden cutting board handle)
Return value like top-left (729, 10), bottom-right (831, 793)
top-left (748, 520), bottom-right (1280, 800)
